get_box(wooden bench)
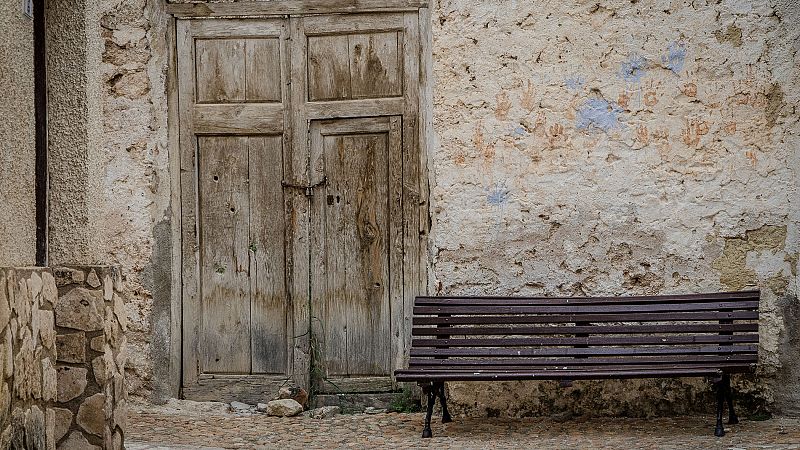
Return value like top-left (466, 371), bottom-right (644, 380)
top-left (395, 290), bottom-right (760, 438)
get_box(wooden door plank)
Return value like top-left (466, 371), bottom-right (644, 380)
top-left (177, 19), bottom-right (201, 385)
top-left (193, 104), bottom-right (285, 135)
top-left (249, 135), bottom-right (289, 374)
top-left (198, 136), bottom-right (252, 373)
top-left (307, 35), bottom-right (352, 101)
top-left (345, 131), bottom-right (391, 375)
top-left (166, 1), bottom-right (428, 17)
top-left (195, 38), bottom-right (246, 103)
top-left (388, 117), bottom-right (405, 377)
top-left (245, 39), bottom-right (283, 102)
top-left (288, 17), bottom-right (312, 390)
top-left (349, 31), bottom-right (403, 99)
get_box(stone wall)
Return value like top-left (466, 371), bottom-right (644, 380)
top-left (0, 266), bottom-right (127, 449)
top-left (0, 1), bottom-right (36, 267)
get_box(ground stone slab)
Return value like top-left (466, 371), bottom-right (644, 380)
top-left (262, 399), bottom-right (303, 417)
top-left (305, 406), bottom-right (340, 419)
top-left (230, 401), bottom-right (254, 413)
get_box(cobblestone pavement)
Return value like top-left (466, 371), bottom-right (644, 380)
top-left (128, 401), bottom-right (800, 450)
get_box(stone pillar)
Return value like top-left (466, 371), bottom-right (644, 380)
top-left (52, 266), bottom-right (126, 449)
top-left (0, 268), bottom-right (59, 449)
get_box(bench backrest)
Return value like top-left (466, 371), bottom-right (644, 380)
top-left (410, 290), bottom-right (760, 373)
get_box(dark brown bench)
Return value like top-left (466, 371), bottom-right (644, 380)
top-left (395, 290), bottom-right (760, 438)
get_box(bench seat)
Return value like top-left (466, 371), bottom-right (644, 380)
top-left (396, 290), bottom-right (760, 438)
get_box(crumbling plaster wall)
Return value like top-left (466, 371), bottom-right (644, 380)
top-left (0, 3), bottom-right (36, 267)
top-left (429, 0), bottom-right (799, 415)
top-left (69, 0), bottom-right (798, 416)
top-left (45, 0), bottom-right (176, 403)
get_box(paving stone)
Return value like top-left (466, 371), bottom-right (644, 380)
top-left (126, 407), bottom-right (800, 450)
top-left (77, 393), bottom-right (107, 436)
top-left (305, 406), bottom-right (341, 419)
top-left (230, 401), bottom-right (254, 413)
top-left (56, 366), bottom-right (88, 402)
top-left (56, 332), bottom-right (87, 363)
top-left (55, 287), bottom-right (105, 331)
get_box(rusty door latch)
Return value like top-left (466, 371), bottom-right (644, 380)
top-left (281, 176), bottom-right (327, 197)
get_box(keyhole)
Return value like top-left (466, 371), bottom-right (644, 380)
top-left (336, 195), bottom-right (340, 204)
top-left (213, 175), bottom-right (219, 182)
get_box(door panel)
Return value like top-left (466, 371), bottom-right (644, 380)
top-left (249, 136), bottom-right (288, 374)
top-left (309, 117), bottom-right (403, 393)
top-left (198, 136), bottom-right (252, 373)
top-left (179, 18), bottom-right (293, 400)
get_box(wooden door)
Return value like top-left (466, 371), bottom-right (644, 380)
top-left (309, 117), bottom-right (402, 392)
top-left (177, 19), bottom-right (297, 403)
top-left (177, 10), bottom-right (427, 401)
top-left (293, 13), bottom-right (420, 393)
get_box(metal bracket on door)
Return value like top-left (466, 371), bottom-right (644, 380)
top-left (282, 176), bottom-right (327, 197)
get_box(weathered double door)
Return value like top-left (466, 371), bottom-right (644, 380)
top-left (177, 13), bottom-right (424, 402)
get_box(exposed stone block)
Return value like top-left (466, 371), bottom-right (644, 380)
top-left (46, 408), bottom-right (55, 450)
top-left (92, 348), bottom-right (117, 385)
top-left (56, 366), bottom-right (88, 403)
top-left (24, 405), bottom-right (46, 450)
top-left (59, 431), bottom-right (99, 450)
top-left (42, 271), bottom-right (57, 306)
top-left (39, 310), bottom-right (56, 350)
top-left (54, 268), bottom-right (85, 287)
top-left (56, 332), bottom-right (86, 363)
top-left (3, 330), bottom-right (11, 378)
top-left (42, 357), bottom-right (58, 402)
top-left (76, 393), bottom-right (106, 437)
top-left (86, 270), bottom-right (101, 288)
top-left (50, 407), bottom-right (73, 443)
top-left (90, 335), bottom-right (104, 353)
top-left (112, 293), bottom-right (127, 331)
top-left (103, 275), bottom-right (113, 301)
top-left (55, 287), bottom-right (104, 331)
top-left (0, 272), bottom-right (10, 334)
top-left (27, 271), bottom-right (44, 305)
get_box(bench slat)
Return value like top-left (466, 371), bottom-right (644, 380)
top-left (411, 334), bottom-right (758, 348)
top-left (412, 311), bottom-right (758, 326)
top-left (410, 345), bottom-right (757, 358)
top-left (412, 323), bottom-right (758, 336)
top-left (394, 368), bottom-right (726, 382)
top-left (405, 362), bottom-right (753, 372)
top-left (414, 301), bottom-right (759, 315)
top-left (408, 354), bottom-right (758, 367)
top-left (415, 291), bottom-right (759, 306)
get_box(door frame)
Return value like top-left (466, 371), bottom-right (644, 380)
top-left (167, 5), bottom-right (433, 400)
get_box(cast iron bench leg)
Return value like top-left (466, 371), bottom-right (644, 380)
top-left (422, 383), bottom-right (436, 438)
top-left (723, 374), bottom-right (739, 425)
top-left (714, 378), bottom-right (725, 437)
top-left (436, 382), bottom-right (452, 423)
